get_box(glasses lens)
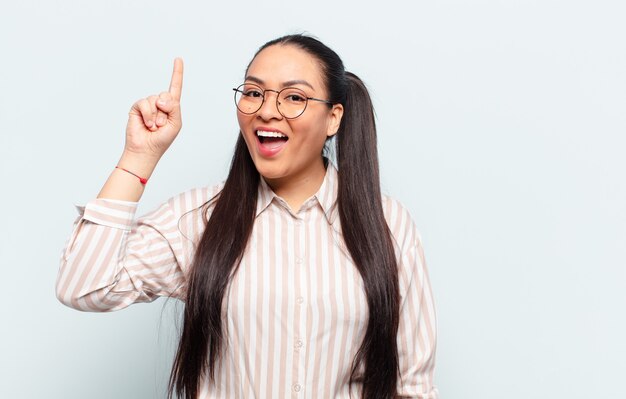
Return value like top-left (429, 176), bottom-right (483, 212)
top-left (278, 88), bottom-right (308, 119)
top-left (234, 83), bottom-right (264, 114)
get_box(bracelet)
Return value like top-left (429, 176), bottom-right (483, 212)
top-left (115, 166), bottom-right (148, 185)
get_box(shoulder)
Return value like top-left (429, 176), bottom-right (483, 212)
top-left (381, 194), bottom-right (424, 253)
top-left (381, 195), bottom-right (430, 299)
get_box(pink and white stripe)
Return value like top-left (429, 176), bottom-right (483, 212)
top-left (56, 165), bottom-right (439, 398)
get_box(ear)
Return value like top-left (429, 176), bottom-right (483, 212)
top-left (326, 103), bottom-right (344, 137)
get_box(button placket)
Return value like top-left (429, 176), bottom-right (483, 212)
top-left (292, 216), bottom-right (306, 396)
top-left (295, 218), bottom-right (304, 266)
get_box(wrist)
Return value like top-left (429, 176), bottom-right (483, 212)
top-left (115, 166), bottom-right (148, 185)
top-left (118, 151), bottom-right (160, 178)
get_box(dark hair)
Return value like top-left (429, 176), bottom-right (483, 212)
top-left (168, 34), bottom-right (400, 399)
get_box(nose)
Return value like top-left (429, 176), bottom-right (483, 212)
top-left (256, 89), bottom-right (283, 121)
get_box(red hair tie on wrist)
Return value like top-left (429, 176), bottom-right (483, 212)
top-left (115, 166), bottom-right (148, 185)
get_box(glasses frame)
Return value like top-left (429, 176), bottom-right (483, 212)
top-left (233, 83), bottom-right (333, 119)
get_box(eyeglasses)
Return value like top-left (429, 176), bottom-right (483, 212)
top-left (233, 83), bottom-right (333, 119)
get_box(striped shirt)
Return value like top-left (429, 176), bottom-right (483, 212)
top-left (56, 164), bottom-right (439, 398)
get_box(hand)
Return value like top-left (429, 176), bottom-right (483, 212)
top-left (124, 58), bottom-right (184, 160)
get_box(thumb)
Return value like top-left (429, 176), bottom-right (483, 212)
top-left (156, 97), bottom-right (182, 122)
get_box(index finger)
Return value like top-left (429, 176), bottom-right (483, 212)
top-left (168, 57), bottom-right (184, 100)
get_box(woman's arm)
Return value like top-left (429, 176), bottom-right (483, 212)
top-left (395, 232), bottom-right (439, 398)
top-left (56, 59), bottom-right (187, 311)
top-left (384, 196), bottom-right (439, 398)
top-left (55, 196), bottom-right (187, 311)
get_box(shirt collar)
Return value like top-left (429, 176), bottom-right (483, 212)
top-left (255, 163), bottom-right (339, 225)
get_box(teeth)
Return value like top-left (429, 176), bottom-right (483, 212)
top-left (256, 130), bottom-right (287, 138)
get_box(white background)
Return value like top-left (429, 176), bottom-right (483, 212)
top-left (1, 1), bottom-right (624, 398)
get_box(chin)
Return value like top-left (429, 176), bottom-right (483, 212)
top-left (250, 158), bottom-right (287, 180)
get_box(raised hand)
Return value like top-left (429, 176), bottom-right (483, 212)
top-left (124, 58), bottom-right (184, 160)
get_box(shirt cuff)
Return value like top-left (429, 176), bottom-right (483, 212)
top-left (75, 198), bottom-right (139, 231)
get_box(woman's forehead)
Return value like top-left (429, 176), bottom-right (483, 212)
top-left (246, 45), bottom-right (325, 92)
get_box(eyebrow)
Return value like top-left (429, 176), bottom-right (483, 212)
top-left (245, 75), bottom-right (315, 91)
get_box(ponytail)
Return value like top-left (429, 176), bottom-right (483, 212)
top-left (337, 72), bottom-right (401, 399)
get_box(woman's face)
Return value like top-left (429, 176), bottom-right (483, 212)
top-left (237, 44), bottom-right (343, 187)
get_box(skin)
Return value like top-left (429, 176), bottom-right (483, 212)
top-left (237, 44), bottom-right (344, 211)
top-left (97, 58), bottom-right (184, 201)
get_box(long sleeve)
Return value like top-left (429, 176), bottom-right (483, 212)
top-left (56, 197), bottom-right (188, 312)
top-left (384, 197), bottom-right (439, 399)
top-left (395, 232), bottom-right (439, 398)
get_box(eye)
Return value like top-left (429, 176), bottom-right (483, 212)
top-left (281, 89), bottom-right (307, 103)
top-left (287, 94), bottom-right (305, 102)
top-left (243, 88), bottom-right (263, 98)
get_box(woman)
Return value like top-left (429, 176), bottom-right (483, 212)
top-left (56, 34), bottom-right (439, 399)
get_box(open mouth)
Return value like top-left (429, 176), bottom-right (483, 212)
top-left (256, 130), bottom-right (289, 150)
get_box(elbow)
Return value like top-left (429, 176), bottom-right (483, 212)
top-left (55, 272), bottom-right (71, 308)
top-left (55, 280), bottom-right (98, 312)
top-left (56, 258), bottom-right (84, 310)
top-left (55, 260), bottom-right (106, 311)
top-left (55, 278), bottom-right (131, 312)
top-left (55, 283), bottom-right (82, 310)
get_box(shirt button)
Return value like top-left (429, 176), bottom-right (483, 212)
top-left (296, 257), bottom-right (303, 264)
top-left (296, 296), bottom-right (304, 305)
top-left (296, 339), bottom-right (303, 348)
top-left (293, 383), bottom-right (301, 392)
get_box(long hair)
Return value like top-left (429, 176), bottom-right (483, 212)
top-left (168, 34), bottom-right (400, 399)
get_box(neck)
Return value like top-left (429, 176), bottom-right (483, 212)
top-left (264, 157), bottom-right (327, 212)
